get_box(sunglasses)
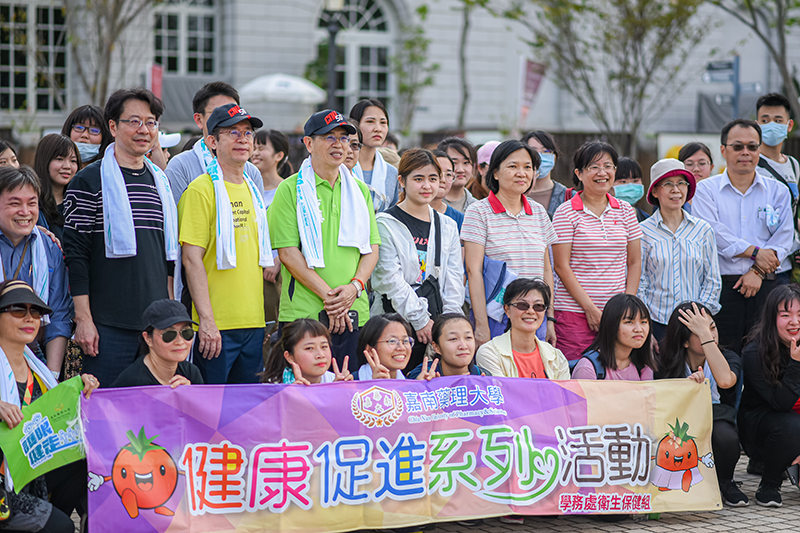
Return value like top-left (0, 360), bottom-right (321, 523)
top-left (160, 328), bottom-right (195, 343)
top-left (508, 301), bottom-right (547, 313)
top-left (0, 305), bottom-right (44, 319)
top-left (723, 142), bottom-right (761, 152)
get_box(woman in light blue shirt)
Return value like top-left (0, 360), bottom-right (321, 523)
top-left (638, 159), bottom-right (721, 341)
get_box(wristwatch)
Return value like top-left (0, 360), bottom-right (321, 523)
top-left (751, 246), bottom-right (760, 262)
top-left (351, 280), bottom-right (363, 298)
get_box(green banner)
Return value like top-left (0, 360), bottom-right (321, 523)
top-left (0, 376), bottom-right (85, 489)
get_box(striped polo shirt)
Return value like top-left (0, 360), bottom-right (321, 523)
top-left (462, 192), bottom-right (557, 280)
top-left (552, 193), bottom-right (642, 313)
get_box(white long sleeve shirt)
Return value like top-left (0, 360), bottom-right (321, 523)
top-left (692, 170), bottom-right (795, 276)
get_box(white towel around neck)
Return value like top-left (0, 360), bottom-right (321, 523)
top-left (0, 345), bottom-right (58, 491)
top-left (192, 139), bottom-right (273, 270)
top-left (353, 148), bottom-right (389, 201)
top-left (296, 157), bottom-right (372, 269)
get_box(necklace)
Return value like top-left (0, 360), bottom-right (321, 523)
top-left (123, 166), bottom-right (146, 177)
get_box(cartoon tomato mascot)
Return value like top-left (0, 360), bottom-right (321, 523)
top-left (88, 427), bottom-right (178, 518)
top-left (651, 418), bottom-right (714, 492)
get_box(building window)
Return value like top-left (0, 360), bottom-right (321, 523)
top-left (154, 0), bottom-right (216, 76)
top-left (0, 2), bottom-right (65, 112)
top-left (317, 0), bottom-right (393, 115)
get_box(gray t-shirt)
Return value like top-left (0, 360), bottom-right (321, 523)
top-left (165, 149), bottom-right (264, 204)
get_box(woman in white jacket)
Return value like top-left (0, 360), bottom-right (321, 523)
top-left (370, 148), bottom-right (465, 373)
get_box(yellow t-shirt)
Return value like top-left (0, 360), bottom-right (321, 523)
top-left (178, 173), bottom-right (265, 330)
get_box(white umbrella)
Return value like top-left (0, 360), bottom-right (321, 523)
top-left (239, 73), bottom-right (327, 105)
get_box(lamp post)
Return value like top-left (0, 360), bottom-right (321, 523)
top-left (324, 0), bottom-right (345, 111)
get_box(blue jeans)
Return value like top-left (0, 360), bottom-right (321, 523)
top-left (194, 327), bottom-right (265, 384)
top-left (80, 324), bottom-right (142, 388)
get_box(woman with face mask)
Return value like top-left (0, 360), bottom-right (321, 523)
top-left (60, 105), bottom-right (112, 168)
top-left (638, 159), bottom-right (721, 341)
top-left (614, 157), bottom-right (649, 222)
top-left (523, 131), bottom-right (565, 220)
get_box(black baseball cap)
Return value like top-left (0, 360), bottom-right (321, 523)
top-left (0, 280), bottom-right (52, 315)
top-left (206, 103), bottom-right (263, 134)
top-left (303, 109), bottom-right (356, 137)
top-left (142, 299), bottom-right (197, 331)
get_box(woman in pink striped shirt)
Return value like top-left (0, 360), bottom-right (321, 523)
top-left (552, 141), bottom-right (642, 361)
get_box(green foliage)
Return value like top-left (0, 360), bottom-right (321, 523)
top-left (391, 7), bottom-right (440, 135)
top-left (123, 427), bottom-right (165, 462)
top-left (667, 418), bottom-right (696, 444)
top-left (304, 40), bottom-right (330, 91)
top-left (503, 0), bottom-right (707, 154)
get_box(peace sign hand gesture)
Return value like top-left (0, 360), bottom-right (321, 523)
top-left (332, 356), bottom-right (354, 382)
top-left (364, 347), bottom-right (391, 379)
top-left (416, 356), bottom-right (439, 381)
top-left (290, 361), bottom-right (312, 386)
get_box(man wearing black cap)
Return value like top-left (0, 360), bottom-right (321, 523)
top-left (179, 103), bottom-right (272, 384)
top-left (268, 110), bottom-right (380, 374)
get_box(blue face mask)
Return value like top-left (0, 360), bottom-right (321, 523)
top-left (75, 142), bottom-right (100, 161)
top-left (537, 152), bottom-right (556, 179)
top-left (614, 183), bottom-right (644, 205)
top-left (761, 121), bottom-right (789, 147)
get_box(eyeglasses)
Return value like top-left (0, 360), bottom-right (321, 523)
top-left (586, 164), bottom-right (616, 174)
top-left (0, 305), bottom-right (44, 319)
top-left (508, 301), bottom-right (547, 313)
top-left (723, 142), bottom-right (760, 152)
top-left (660, 180), bottom-right (690, 190)
top-left (160, 328), bottom-right (194, 343)
top-left (349, 142), bottom-right (362, 151)
top-left (118, 118), bottom-right (159, 130)
top-left (317, 134), bottom-right (350, 146)
top-left (72, 124), bottom-right (102, 136)
top-left (220, 130), bottom-right (255, 140)
top-left (378, 337), bottom-right (415, 349)
top-left (684, 160), bottom-right (710, 169)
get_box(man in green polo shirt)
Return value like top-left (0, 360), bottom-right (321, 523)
top-left (268, 110), bottom-right (380, 373)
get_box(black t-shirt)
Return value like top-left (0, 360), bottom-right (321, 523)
top-left (111, 357), bottom-right (204, 387)
top-left (387, 206), bottom-right (430, 282)
top-left (63, 160), bottom-right (174, 330)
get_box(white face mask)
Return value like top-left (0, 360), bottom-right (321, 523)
top-left (75, 142), bottom-right (100, 161)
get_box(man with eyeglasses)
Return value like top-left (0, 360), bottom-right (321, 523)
top-left (164, 82), bottom-right (264, 205)
top-left (63, 88), bottom-right (179, 388)
top-left (268, 110), bottom-right (380, 374)
top-left (0, 166), bottom-right (71, 377)
top-left (179, 104), bottom-right (273, 384)
top-left (693, 118), bottom-right (795, 353)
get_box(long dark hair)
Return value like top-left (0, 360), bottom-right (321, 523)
top-left (254, 129), bottom-right (293, 178)
top-left (33, 134), bottom-right (80, 228)
top-left (583, 294), bottom-right (655, 373)
top-left (260, 319), bottom-right (331, 383)
top-left (357, 314), bottom-right (414, 366)
top-left (658, 301), bottom-right (714, 378)
top-left (746, 284), bottom-right (800, 384)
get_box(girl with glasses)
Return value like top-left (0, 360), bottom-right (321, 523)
top-left (678, 142), bottom-right (715, 183)
top-left (260, 319), bottom-right (352, 385)
top-left (639, 159), bottom-right (720, 341)
top-left (571, 293), bottom-right (655, 380)
top-left (552, 141), bottom-right (643, 361)
top-left (476, 279), bottom-right (569, 379)
top-left (356, 314), bottom-right (435, 380)
top-left (112, 299), bottom-right (203, 388)
top-left (60, 105), bottom-right (112, 168)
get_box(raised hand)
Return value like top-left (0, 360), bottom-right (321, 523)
top-left (364, 347), bottom-right (391, 379)
top-left (332, 357), bottom-right (353, 382)
top-left (677, 303), bottom-right (714, 342)
top-left (290, 361), bottom-right (312, 386)
top-left (416, 356), bottom-right (439, 381)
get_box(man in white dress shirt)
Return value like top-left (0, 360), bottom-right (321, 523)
top-left (693, 118), bottom-right (795, 353)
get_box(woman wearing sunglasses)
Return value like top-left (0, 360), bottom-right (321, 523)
top-left (476, 278), bottom-right (570, 379)
top-left (112, 299), bottom-right (203, 388)
top-left (0, 280), bottom-right (98, 532)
